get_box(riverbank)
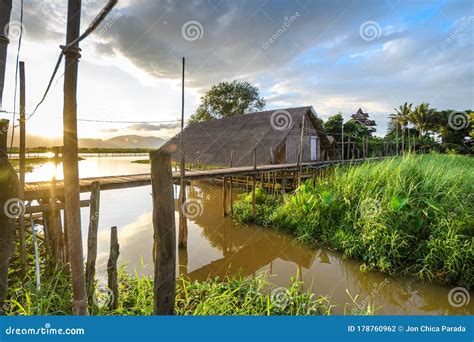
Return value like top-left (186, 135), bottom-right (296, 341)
top-left (233, 154), bottom-right (473, 289)
top-left (4, 238), bottom-right (371, 315)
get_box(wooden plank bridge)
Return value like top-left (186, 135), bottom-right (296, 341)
top-left (24, 158), bottom-right (373, 201)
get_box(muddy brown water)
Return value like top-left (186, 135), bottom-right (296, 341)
top-left (27, 156), bottom-right (473, 315)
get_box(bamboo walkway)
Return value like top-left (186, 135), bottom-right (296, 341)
top-left (24, 158), bottom-right (374, 201)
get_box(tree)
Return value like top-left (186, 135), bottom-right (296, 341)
top-left (188, 81), bottom-right (266, 124)
top-left (323, 113), bottom-right (343, 142)
top-left (392, 102), bottom-right (412, 154)
top-left (343, 120), bottom-right (369, 138)
top-left (408, 103), bottom-right (434, 138)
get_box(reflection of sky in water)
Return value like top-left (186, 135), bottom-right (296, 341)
top-left (26, 156), bottom-right (474, 315)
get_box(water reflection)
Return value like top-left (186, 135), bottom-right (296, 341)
top-left (26, 156), bottom-right (473, 315)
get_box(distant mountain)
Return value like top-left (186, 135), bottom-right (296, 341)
top-left (79, 135), bottom-right (166, 149)
top-left (7, 133), bottom-right (166, 149)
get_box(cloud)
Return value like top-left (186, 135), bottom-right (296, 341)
top-left (15, 0), bottom-right (474, 135)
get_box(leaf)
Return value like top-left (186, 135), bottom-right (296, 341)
top-left (320, 191), bottom-right (334, 206)
top-left (423, 199), bottom-right (444, 213)
top-left (390, 196), bottom-right (408, 212)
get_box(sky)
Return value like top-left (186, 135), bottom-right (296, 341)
top-left (1, 0), bottom-right (473, 140)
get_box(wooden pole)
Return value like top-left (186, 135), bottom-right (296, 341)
top-left (151, 150), bottom-right (176, 315)
top-left (0, 121), bottom-right (18, 315)
top-left (107, 226), bottom-right (119, 311)
top-left (178, 57), bottom-right (187, 248)
top-left (85, 181), bottom-right (100, 305)
top-left (62, 0), bottom-right (87, 315)
top-left (0, 120), bottom-right (8, 153)
top-left (229, 151), bottom-right (234, 216)
top-left (49, 146), bottom-right (63, 261)
top-left (18, 61), bottom-right (26, 278)
top-left (298, 115), bottom-right (305, 186)
top-left (341, 119), bottom-right (344, 161)
top-left (178, 182), bottom-right (187, 248)
top-left (0, 0), bottom-right (12, 108)
top-left (252, 148), bottom-right (256, 217)
top-left (222, 177), bottom-right (227, 217)
top-left (63, 204), bottom-right (69, 264)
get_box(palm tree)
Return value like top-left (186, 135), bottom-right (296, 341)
top-left (393, 102), bottom-right (412, 154)
top-left (409, 103), bottom-right (434, 139)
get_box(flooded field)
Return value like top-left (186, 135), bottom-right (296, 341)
top-left (26, 156), bottom-right (473, 315)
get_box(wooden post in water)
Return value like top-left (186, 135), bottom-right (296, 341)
top-left (107, 226), bottom-right (119, 311)
top-left (228, 151), bottom-right (234, 216)
top-left (62, 0), bottom-right (87, 315)
top-left (178, 57), bottom-right (187, 248)
top-left (85, 181), bottom-right (100, 305)
top-left (151, 150), bottom-right (176, 315)
top-left (252, 148), bottom-right (257, 217)
top-left (222, 177), bottom-right (227, 217)
top-left (18, 61), bottom-right (26, 278)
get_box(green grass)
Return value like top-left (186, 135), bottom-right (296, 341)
top-left (234, 154), bottom-right (474, 289)
top-left (4, 237), bottom-right (372, 315)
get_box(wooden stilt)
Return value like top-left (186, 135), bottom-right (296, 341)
top-left (0, 120), bottom-right (18, 315)
top-left (178, 183), bottom-right (187, 248)
top-left (229, 151), bottom-right (234, 216)
top-left (86, 181), bottom-right (100, 305)
top-left (178, 246), bottom-right (188, 277)
top-left (298, 114), bottom-right (305, 187)
top-left (107, 226), bottom-right (119, 311)
top-left (178, 57), bottom-right (187, 249)
top-left (49, 146), bottom-right (63, 261)
top-left (222, 177), bottom-right (227, 217)
top-left (252, 149), bottom-right (257, 217)
top-left (151, 150), bottom-right (176, 315)
top-left (18, 61), bottom-right (26, 278)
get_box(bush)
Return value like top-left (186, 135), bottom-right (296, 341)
top-left (234, 154), bottom-right (473, 289)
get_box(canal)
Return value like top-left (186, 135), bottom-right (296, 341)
top-left (25, 155), bottom-right (473, 315)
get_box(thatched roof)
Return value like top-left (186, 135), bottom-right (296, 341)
top-left (162, 106), bottom-right (335, 167)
